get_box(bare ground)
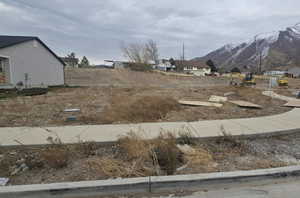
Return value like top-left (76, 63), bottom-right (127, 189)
top-left (0, 85), bottom-right (291, 127)
top-left (0, 68), bottom-right (296, 127)
top-left (1, 130), bottom-right (300, 185)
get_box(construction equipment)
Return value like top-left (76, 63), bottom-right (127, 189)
top-left (277, 77), bottom-right (288, 86)
top-left (241, 73), bottom-right (256, 86)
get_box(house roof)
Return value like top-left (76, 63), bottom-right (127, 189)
top-left (60, 57), bottom-right (79, 63)
top-left (0, 35), bottom-right (65, 66)
top-left (175, 60), bottom-right (210, 69)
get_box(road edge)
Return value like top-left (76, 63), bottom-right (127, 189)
top-left (1, 165), bottom-right (300, 198)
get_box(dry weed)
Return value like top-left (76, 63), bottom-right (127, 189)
top-left (117, 131), bottom-right (183, 176)
top-left (118, 131), bottom-right (150, 160)
top-left (103, 95), bottom-right (180, 123)
top-left (178, 128), bottom-right (195, 145)
top-left (152, 132), bottom-right (182, 175)
top-left (184, 147), bottom-right (213, 166)
top-left (41, 147), bottom-right (69, 169)
top-left (216, 125), bottom-right (245, 149)
top-left (75, 141), bottom-right (99, 157)
top-left (86, 157), bottom-right (152, 178)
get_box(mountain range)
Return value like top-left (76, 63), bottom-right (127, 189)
top-left (193, 25), bottom-right (300, 72)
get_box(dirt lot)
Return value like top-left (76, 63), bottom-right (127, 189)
top-left (0, 85), bottom-right (291, 127)
top-left (1, 130), bottom-right (300, 185)
top-left (64, 68), bottom-right (231, 88)
top-left (0, 68), bottom-right (297, 127)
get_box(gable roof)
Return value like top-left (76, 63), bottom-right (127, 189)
top-left (0, 35), bottom-right (65, 66)
top-left (175, 60), bottom-right (210, 69)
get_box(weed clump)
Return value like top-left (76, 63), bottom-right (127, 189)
top-left (103, 95), bottom-right (180, 123)
top-left (41, 146), bottom-right (70, 169)
top-left (117, 131), bottom-right (183, 176)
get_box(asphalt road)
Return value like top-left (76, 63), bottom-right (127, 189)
top-left (77, 178), bottom-right (300, 198)
top-left (157, 178), bottom-right (300, 198)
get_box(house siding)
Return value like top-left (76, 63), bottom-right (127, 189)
top-left (0, 40), bottom-right (64, 86)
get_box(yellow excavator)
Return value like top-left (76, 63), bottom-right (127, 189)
top-left (241, 73), bottom-right (256, 86)
top-left (277, 77), bottom-right (288, 86)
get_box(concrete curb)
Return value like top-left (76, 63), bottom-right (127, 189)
top-left (2, 128), bottom-right (300, 149)
top-left (1, 165), bottom-right (300, 198)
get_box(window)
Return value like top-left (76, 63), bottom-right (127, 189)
top-left (0, 60), bottom-right (3, 73)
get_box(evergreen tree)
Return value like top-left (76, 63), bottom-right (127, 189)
top-left (206, 59), bottom-right (218, 72)
top-left (231, 67), bottom-right (241, 73)
top-left (79, 56), bottom-right (90, 67)
top-left (169, 58), bottom-right (176, 66)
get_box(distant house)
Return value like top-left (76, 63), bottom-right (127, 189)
top-left (60, 57), bottom-right (79, 68)
top-left (182, 61), bottom-right (211, 76)
top-left (154, 59), bottom-right (176, 71)
top-left (287, 67), bottom-right (300, 78)
top-left (94, 64), bottom-right (114, 69)
top-left (0, 36), bottom-right (65, 88)
top-left (104, 60), bottom-right (129, 69)
top-left (264, 70), bottom-right (286, 77)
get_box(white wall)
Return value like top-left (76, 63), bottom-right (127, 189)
top-left (0, 40), bottom-right (64, 86)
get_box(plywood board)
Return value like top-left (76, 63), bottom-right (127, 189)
top-left (230, 100), bottom-right (262, 109)
top-left (262, 91), bottom-right (295, 102)
top-left (64, 109), bottom-right (81, 113)
top-left (209, 95), bottom-right (228, 103)
top-left (284, 100), bottom-right (300, 108)
top-left (179, 100), bottom-right (223, 107)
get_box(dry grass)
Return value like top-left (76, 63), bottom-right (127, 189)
top-left (216, 125), bottom-right (246, 150)
top-left (152, 132), bottom-right (182, 175)
top-left (117, 131), bottom-right (183, 175)
top-left (0, 82), bottom-right (292, 127)
top-left (74, 141), bottom-right (99, 157)
top-left (41, 147), bottom-right (70, 169)
top-left (103, 95), bottom-right (180, 123)
top-left (183, 147), bottom-right (213, 166)
top-left (118, 131), bottom-right (150, 160)
top-left (86, 156), bottom-right (153, 178)
top-left (178, 128), bottom-right (195, 145)
top-left (4, 129), bottom-right (299, 185)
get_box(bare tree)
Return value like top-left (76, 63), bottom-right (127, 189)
top-left (121, 40), bottom-right (159, 64)
top-left (145, 39), bottom-right (159, 64)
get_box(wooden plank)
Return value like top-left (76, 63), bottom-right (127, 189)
top-left (178, 100), bottom-right (223, 107)
top-left (230, 100), bottom-right (262, 109)
top-left (209, 95), bottom-right (228, 103)
top-left (284, 100), bottom-right (300, 108)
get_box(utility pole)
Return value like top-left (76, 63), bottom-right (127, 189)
top-left (259, 51), bottom-right (262, 74)
top-left (182, 42), bottom-right (185, 61)
top-left (254, 35), bottom-right (260, 74)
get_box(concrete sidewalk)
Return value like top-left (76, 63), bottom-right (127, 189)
top-left (1, 108), bottom-right (300, 146)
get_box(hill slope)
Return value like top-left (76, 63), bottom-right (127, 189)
top-left (193, 25), bottom-right (300, 72)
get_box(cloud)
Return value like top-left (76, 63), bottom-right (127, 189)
top-left (0, 0), bottom-right (300, 63)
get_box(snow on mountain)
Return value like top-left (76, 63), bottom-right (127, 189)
top-left (193, 25), bottom-right (300, 71)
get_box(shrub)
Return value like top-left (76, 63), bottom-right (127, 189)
top-left (104, 95), bottom-right (180, 123)
top-left (117, 131), bottom-right (183, 175)
top-left (178, 128), bottom-right (195, 145)
top-left (118, 131), bottom-right (150, 160)
top-left (127, 63), bottom-right (153, 72)
top-left (152, 132), bottom-right (183, 175)
top-left (41, 147), bottom-right (69, 169)
top-left (0, 156), bottom-right (12, 177)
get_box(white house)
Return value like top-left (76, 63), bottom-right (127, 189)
top-left (0, 36), bottom-right (65, 88)
top-left (183, 61), bottom-right (211, 76)
top-left (155, 59), bottom-right (176, 71)
top-left (287, 67), bottom-right (300, 78)
top-left (264, 70), bottom-right (286, 77)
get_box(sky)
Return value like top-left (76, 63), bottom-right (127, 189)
top-left (0, 0), bottom-right (300, 64)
